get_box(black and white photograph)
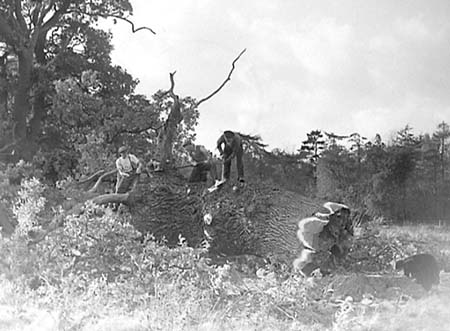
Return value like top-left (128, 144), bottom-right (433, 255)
top-left (0, 1), bottom-right (449, 330)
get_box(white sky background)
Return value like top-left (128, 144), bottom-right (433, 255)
top-left (101, 0), bottom-right (450, 152)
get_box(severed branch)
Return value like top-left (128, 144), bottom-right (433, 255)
top-left (88, 169), bottom-right (117, 193)
top-left (77, 169), bottom-right (106, 185)
top-left (28, 190), bottom-right (130, 246)
top-left (166, 71), bottom-right (177, 97)
top-left (196, 48), bottom-right (246, 107)
top-left (91, 193), bottom-right (129, 205)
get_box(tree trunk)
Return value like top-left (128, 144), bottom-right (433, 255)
top-left (29, 34), bottom-right (47, 140)
top-left (13, 48), bottom-right (33, 142)
top-left (156, 95), bottom-right (182, 170)
top-left (0, 52), bottom-right (8, 126)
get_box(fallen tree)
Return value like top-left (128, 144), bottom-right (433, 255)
top-left (36, 168), bottom-right (352, 276)
top-left (24, 45), bottom-right (351, 271)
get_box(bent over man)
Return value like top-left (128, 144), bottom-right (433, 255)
top-left (217, 130), bottom-right (244, 183)
top-left (115, 146), bottom-right (143, 193)
top-left (183, 142), bottom-right (218, 183)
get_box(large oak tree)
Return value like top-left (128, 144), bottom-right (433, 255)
top-left (0, 0), bottom-right (155, 160)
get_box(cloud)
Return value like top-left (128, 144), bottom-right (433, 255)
top-left (289, 18), bottom-right (353, 76)
top-left (105, 0), bottom-right (450, 151)
top-left (395, 17), bottom-right (431, 40)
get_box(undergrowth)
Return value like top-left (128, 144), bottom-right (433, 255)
top-left (0, 178), bottom-right (449, 330)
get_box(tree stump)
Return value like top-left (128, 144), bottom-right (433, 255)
top-left (201, 181), bottom-right (352, 269)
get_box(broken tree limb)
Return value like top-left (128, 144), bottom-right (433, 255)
top-left (90, 193), bottom-right (129, 205)
top-left (88, 169), bottom-right (117, 193)
top-left (29, 191), bottom-right (130, 246)
top-left (78, 169), bottom-right (106, 185)
top-left (168, 71), bottom-right (177, 97)
top-left (109, 14), bottom-right (156, 34)
top-left (196, 48), bottom-right (246, 107)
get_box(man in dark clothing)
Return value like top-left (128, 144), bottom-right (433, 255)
top-left (183, 142), bottom-right (218, 183)
top-left (217, 130), bottom-right (244, 182)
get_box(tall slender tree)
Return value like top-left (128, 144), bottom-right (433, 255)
top-left (432, 121), bottom-right (450, 220)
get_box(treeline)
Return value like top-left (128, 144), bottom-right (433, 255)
top-left (1, 1), bottom-right (448, 224)
top-left (244, 123), bottom-right (450, 224)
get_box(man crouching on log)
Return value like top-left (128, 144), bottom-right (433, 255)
top-left (115, 146), bottom-right (143, 193)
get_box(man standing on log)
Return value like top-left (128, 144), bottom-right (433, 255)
top-left (115, 146), bottom-right (143, 193)
top-left (217, 130), bottom-right (244, 183)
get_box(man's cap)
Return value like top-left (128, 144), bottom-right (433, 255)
top-left (118, 146), bottom-right (128, 153)
top-left (224, 130), bottom-right (235, 139)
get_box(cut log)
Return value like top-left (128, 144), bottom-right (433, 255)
top-left (88, 169), bottom-right (117, 193)
top-left (90, 193), bottom-right (129, 205)
top-left (78, 169), bottom-right (106, 185)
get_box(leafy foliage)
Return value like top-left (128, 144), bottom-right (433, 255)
top-left (313, 123), bottom-right (450, 223)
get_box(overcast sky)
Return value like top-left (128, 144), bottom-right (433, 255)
top-left (102, 0), bottom-right (450, 151)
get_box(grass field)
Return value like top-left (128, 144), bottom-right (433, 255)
top-left (0, 224), bottom-right (449, 331)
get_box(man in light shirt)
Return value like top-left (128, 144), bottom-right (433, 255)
top-left (115, 146), bottom-right (143, 193)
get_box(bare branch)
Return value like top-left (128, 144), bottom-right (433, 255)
top-left (196, 48), bottom-right (246, 107)
top-left (62, 8), bottom-right (156, 35)
top-left (168, 71), bottom-right (177, 96)
top-left (110, 14), bottom-right (156, 35)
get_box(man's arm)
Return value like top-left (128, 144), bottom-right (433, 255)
top-left (216, 135), bottom-right (225, 155)
top-left (136, 159), bottom-right (143, 173)
top-left (130, 154), bottom-right (143, 173)
top-left (116, 159), bottom-right (129, 177)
